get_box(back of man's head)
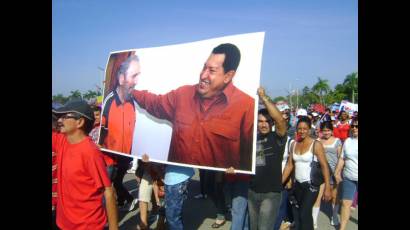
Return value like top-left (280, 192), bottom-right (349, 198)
top-left (212, 43), bottom-right (241, 73)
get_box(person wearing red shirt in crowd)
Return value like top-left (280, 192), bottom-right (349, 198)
top-left (99, 54), bottom-right (140, 210)
top-left (89, 105), bottom-right (101, 144)
top-left (52, 112), bottom-right (59, 230)
top-left (53, 100), bottom-right (118, 230)
top-left (333, 111), bottom-right (350, 143)
top-left (130, 43), bottom-right (254, 171)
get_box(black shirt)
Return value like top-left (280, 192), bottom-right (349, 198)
top-left (250, 131), bottom-right (287, 193)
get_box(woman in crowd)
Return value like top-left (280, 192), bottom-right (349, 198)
top-left (312, 121), bottom-right (343, 228)
top-left (282, 116), bottom-right (332, 230)
top-left (335, 119), bottom-right (358, 230)
top-left (333, 111), bottom-right (350, 143)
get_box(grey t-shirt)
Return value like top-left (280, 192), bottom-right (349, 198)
top-left (322, 138), bottom-right (342, 174)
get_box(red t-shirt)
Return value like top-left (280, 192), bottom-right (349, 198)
top-left (334, 121), bottom-right (350, 142)
top-left (52, 151), bottom-right (57, 210)
top-left (52, 131), bottom-right (112, 230)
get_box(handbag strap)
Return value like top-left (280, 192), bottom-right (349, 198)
top-left (311, 140), bottom-right (317, 163)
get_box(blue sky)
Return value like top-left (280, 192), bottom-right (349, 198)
top-left (52, 0), bottom-right (357, 99)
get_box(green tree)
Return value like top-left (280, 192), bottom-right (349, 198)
top-left (299, 86), bottom-right (318, 108)
top-left (312, 77), bottom-right (330, 106)
top-left (68, 90), bottom-right (82, 100)
top-left (343, 72), bottom-right (358, 103)
top-left (272, 96), bottom-right (287, 103)
top-left (83, 90), bottom-right (99, 100)
top-left (52, 93), bottom-right (69, 104)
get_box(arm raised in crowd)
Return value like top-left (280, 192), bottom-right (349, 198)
top-left (257, 87), bottom-right (286, 137)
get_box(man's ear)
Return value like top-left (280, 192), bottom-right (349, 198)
top-left (77, 117), bottom-right (85, 130)
top-left (223, 70), bottom-right (236, 84)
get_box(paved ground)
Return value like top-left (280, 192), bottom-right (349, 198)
top-left (115, 169), bottom-right (358, 230)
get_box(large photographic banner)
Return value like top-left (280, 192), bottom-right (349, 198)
top-left (99, 32), bottom-right (264, 174)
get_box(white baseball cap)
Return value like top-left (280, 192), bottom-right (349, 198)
top-left (296, 109), bottom-right (308, 117)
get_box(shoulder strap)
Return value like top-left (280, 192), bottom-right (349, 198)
top-left (312, 140), bottom-right (317, 162)
top-left (286, 137), bottom-right (292, 153)
top-left (291, 140), bottom-right (296, 156)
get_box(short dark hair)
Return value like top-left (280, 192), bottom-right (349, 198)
top-left (82, 117), bottom-right (94, 134)
top-left (258, 109), bottom-right (273, 125)
top-left (212, 43), bottom-right (241, 73)
top-left (320, 121), bottom-right (334, 131)
top-left (338, 111), bottom-right (348, 120)
top-left (297, 116), bottom-right (312, 129)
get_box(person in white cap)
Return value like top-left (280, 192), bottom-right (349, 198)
top-left (287, 109), bottom-right (308, 139)
top-left (311, 112), bottom-right (321, 138)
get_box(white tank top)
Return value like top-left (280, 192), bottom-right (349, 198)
top-left (293, 141), bottom-right (317, 183)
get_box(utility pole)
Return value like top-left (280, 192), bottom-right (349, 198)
top-left (288, 83), bottom-right (292, 110)
top-left (296, 88), bottom-right (299, 110)
top-left (97, 67), bottom-right (105, 94)
top-left (352, 72), bottom-right (358, 104)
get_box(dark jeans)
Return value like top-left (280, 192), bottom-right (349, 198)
top-left (113, 157), bottom-right (133, 205)
top-left (165, 180), bottom-right (189, 230)
top-left (248, 189), bottom-right (282, 230)
top-left (199, 169), bottom-right (213, 196)
top-left (292, 181), bottom-right (319, 230)
top-left (209, 171), bottom-right (226, 220)
top-left (226, 180), bottom-right (250, 230)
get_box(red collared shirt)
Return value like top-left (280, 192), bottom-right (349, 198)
top-left (131, 82), bottom-right (254, 171)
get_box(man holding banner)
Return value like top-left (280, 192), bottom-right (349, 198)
top-left (130, 43), bottom-right (255, 172)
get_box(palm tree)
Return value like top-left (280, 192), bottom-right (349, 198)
top-left (52, 93), bottom-right (69, 104)
top-left (343, 72), bottom-right (358, 103)
top-left (69, 90), bottom-right (82, 100)
top-left (312, 77), bottom-right (330, 106)
top-left (83, 90), bottom-right (99, 100)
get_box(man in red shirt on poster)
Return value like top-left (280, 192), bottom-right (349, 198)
top-left (131, 43), bottom-right (255, 171)
top-left (52, 100), bottom-right (118, 230)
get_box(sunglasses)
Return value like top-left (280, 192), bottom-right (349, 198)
top-left (60, 114), bottom-right (81, 120)
top-left (351, 125), bottom-right (359, 128)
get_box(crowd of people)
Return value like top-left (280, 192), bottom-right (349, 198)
top-left (51, 43), bottom-right (358, 230)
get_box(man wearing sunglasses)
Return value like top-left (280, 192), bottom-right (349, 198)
top-left (52, 99), bottom-right (118, 230)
